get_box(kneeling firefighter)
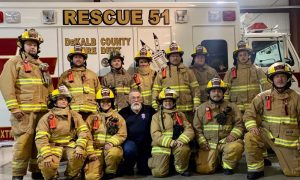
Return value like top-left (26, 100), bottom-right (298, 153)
top-left (35, 86), bottom-right (89, 180)
top-left (84, 87), bottom-right (127, 179)
top-left (148, 87), bottom-right (194, 177)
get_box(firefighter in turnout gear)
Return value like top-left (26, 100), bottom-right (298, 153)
top-left (35, 86), bottom-right (89, 180)
top-left (102, 50), bottom-right (132, 111)
top-left (193, 77), bottom-right (244, 175)
top-left (190, 45), bottom-right (218, 103)
top-left (152, 42), bottom-right (201, 122)
top-left (244, 62), bottom-right (300, 179)
top-left (58, 44), bottom-right (101, 120)
top-left (148, 87), bottom-right (194, 177)
top-left (0, 29), bottom-right (53, 180)
top-left (130, 47), bottom-right (156, 106)
top-left (223, 40), bottom-right (271, 113)
top-left (84, 87), bottom-right (127, 179)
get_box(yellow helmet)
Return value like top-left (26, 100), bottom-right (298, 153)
top-left (165, 42), bottom-right (184, 57)
top-left (17, 29), bottom-right (44, 47)
top-left (50, 85), bottom-right (72, 102)
top-left (67, 45), bottom-right (88, 62)
top-left (158, 87), bottom-right (178, 101)
top-left (191, 45), bottom-right (208, 58)
top-left (206, 77), bottom-right (227, 92)
top-left (134, 47), bottom-right (152, 62)
top-left (96, 87), bottom-right (115, 100)
top-left (267, 62), bottom-right (292, 80)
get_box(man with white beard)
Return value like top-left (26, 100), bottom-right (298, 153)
top-left (118, 89), bottom-right (156, 176)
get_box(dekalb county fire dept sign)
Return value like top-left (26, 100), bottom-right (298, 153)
top-left (63, 9), bottom-right (170, 26)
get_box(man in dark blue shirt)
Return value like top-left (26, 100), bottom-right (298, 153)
top-left (118, 89), bottom-right (156, 175)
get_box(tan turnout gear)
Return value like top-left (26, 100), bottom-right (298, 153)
top-left (193, 99), bottom-right (244, 173)
top-left (244, 87), bottom-right (300, 176)
top-left (152, 42), bottom-right (200, 120)
top-left (58, 45), bottom-right (101, 117)
top-left (223, 41), bottom-right (271, 112)
top-left (84, 109), bottom-right (127, 178)
top-left (148, 105), bottom-right (194, 177)
top-left (0, 29), bottom-right (53, 177)
top-left (190, 45), bottom-right (218, 102)
top-left (35, 106), bottom-right (89, 179)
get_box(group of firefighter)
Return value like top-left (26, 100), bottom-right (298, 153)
top-left (0, 28), bottom-right (299, 180)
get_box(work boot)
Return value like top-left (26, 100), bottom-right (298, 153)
top-left (247, 171), bottom-right (264, 179)
top-left (264, 159), bottom-right (272, 166)
top-left (12, 176), bottom-right (23, 180)
top-left (103, 173), bottom-right (116, 179)
top-left (31, 172), bottom-right (43, 179)
top-left (180, 171), bottom-right (191, 177)
top-left (223, 168), bottom-right (234, 175)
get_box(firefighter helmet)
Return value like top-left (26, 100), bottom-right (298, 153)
top-left (17, 29), bottom-right (44, 47)
top-left (267, 62), bottom-right (292, 81)
top-left (108, 50), bottom-right (124, 65)
top-left (134, 47), bottom-right (152, 62)
top-left (158, 87), bottom-right (178, 101)
top-left (50, 85), bottom-right (72, 102)
top-left (67, 45), bottom-right (88, 62)
top-left (206, 77), bottom-right (227, 93)
top-left (191, 45), bottom-right (208, 58)
top-left (165, 42), bottom-right (184, 58)
top-left (96, 87), bottom-right (115, 100)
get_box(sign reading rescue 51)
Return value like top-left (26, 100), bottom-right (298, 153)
top-left (63, 9), bottom-right (170, 26)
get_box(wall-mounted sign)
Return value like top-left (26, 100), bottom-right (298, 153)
top-left (208, 10), bottom-right (221, 22)
top-left (5, 11), bottom-right (21, 23)
top-left (175, 10), bottom-right (188, 24)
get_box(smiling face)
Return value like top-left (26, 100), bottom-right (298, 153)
top-left (162, 98), bottom-right (175, 109)
top-left (100, 99), bottom-right (112, 111)
top-left (138, 58), bottom-right (150, 68)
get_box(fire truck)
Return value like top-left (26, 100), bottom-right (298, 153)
top-left (0, 2), bottom-right (299, 140)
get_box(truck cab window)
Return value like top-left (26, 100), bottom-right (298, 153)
top-left (201, 40), bottom-right (228, 73)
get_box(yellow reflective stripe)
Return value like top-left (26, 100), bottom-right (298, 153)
top-left (87, 145), bottom-right (94, 153)
top-left (152, 84), bottom-right (162, 91)
top-left (245, 120), bottom-right (257, 129)
top-left (5, 99), bottom-right (18, 107)
top-left (223, 161), bottom-right (233, 169)
top-left (231, 128), bottom-right (243, 137)
top-left (76, 138), bottom-right (87, 145)
top-left (16, 78), bottom-right (43, 85)
top-left (190, 81), bottom-right (199, 88)
top-left (19, 104), bottom-right (47, 111)
top-left (151, 146), bottom-right (171, 155)
top-left (274, 138), bottom-right (298, 148)
top-left (108, 136), bottom-right (120, 145)
top-left (141, 90), bottom-right (152, 97)
top-left (169, 85), bottom-right (191, 92)
top-left (224, 95), bottom-right (230, 100)
top-left (219, 138), bottom-right (226, 144)
top-left (95, 149), bottom-right (103, 157)
top-left (247, 160), bottom-right (264, 171)
top-left (175, 164), bottom-right (186, 173)
top-left (93, 133), bottom-right (107, 141)
top-left (67, 141), bottom-right (76, 148)
top-left (51, 147), bottom-right (63, 157)
top-left (35, 131), bottom-right (50, 139)
top-left (204, 124), bottom-right (219, 131)
top-left (198, 136), bottom-right (206, 144)
top-left (11, 160), bottom-right (28, 169)
top-left (77, 125), bottom-right (88, 133)
top-left (161, 137), bottom-right (172, 147)
top-left (193, 97), bottom-right (201, 105)
top-left (260, 78), bottom-right (268, 84)
top-left (162, 131), bottom-right (173, 138)
top-left (71, 105), bottom-right (97, 112)
top-left (115, 87), bottom-right (130, 93)
top-left (178, 134), bottom-right (190, 143)
top-left (176, 104), bottom-right (193, 111)
top-left (39, 145), bottom-right (51, 157)
top-left (263, 116), bottom-right (298, 125)
top-left (209, 142), bottom-right (217, 149)
top-left (69, 87), bottom-right (95, 94)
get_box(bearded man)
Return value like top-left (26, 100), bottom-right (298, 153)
top-left (118, 89), bottom-right (156, 175)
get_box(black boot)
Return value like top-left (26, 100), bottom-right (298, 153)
top-left (247, 171), bottom-right (264, 179)
top-left (103, 173), bottom-right (116, 179)
top-left (180, 171), bottom-right (191, 177)
top-left (223, 168), bottom-right (234, 175)
top-left (264, 159), bottom-right (272, 166)
top-left (12, 176), bottom-right (23, 180)
top-left (31, 172), bottom-right (43, 180)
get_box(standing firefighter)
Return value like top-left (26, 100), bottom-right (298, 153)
top-left (244, 62), bottom-right (300, 179)
top-left (148, 87), bottom-right (194, 177)
top-left (223, 40), bottom-right (271, 113)
top-left (35, 86), bottom-right (89, 180)
top-left (152, 42), bottom-right (200, 121)
top-left (193, 77), bottom-right (244, 175)
top-left (58, 44), bottom-right (101, 120)
top-left (102, 50), bottom-right (132, 111)
top-left (190, 45), bottom-right (218, 103)
top-left (84, 87), bottom-right (127, 179)
top-left (0, 29), bottom-right (53, 180)
top-left (130, 47), bottom-right (156, 106)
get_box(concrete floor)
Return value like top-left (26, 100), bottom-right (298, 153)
top-left (0, 145), bottom-right (299, 180)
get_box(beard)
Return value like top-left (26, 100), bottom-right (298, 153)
top-left (131, 102), bottom-right (142, 112)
